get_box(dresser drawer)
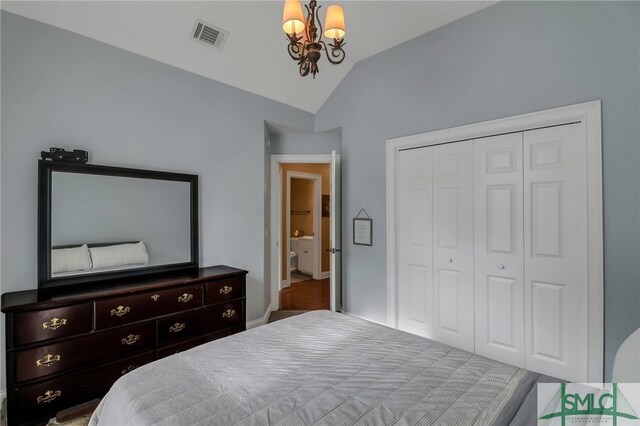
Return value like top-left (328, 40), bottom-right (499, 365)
top-left (15, 321), bottom-right (154, 382)
top-left (157, 300), bottom-right (244, 344)
top-left (95, 284), bottom-right (203, 329)
top-left (14, 351), bottom-right (155, 425)
top-left (14, 303), bottom-right (92, 347)
top-left (83, 351), bottom-right (156, 393)
top-left (157, 325), bottom-right (244, 359)
top-left (205, 276), bottom-right (245, 304)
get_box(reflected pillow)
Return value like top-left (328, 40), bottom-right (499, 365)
top-left (90, 241), bottom-right (149, 270)
top-left (51, 244), bottom-right (92, 274)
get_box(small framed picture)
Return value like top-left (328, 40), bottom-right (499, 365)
top-left (353, 218), bottom-right (373, 246)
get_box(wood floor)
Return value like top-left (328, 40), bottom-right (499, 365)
top-left (279, 278), bottom-right (330, 310)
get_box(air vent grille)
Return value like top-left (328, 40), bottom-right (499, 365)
top-left (192, 20), bottom-right (228, 51)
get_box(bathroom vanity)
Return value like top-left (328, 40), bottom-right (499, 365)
top-left (290, 236), bottom-right (317, 277)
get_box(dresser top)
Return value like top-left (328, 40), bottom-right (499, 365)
top-left (1, 265), bottom-right (247, 313)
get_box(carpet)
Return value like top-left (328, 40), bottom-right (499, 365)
top-left (47, 414), bottom-right (91, 426)
top-left (267, 310), bottom-right (309, 323)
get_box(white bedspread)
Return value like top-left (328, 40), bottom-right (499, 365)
top-left (90, 311), bottom-right (527, 425)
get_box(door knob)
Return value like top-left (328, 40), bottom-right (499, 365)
top-left (447, 258), bottom-right (453, 263)
top-left (499, 265), bottom-right (505, 270)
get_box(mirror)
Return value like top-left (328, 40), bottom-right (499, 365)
top-left (38, 161), bottom-right (199, 289)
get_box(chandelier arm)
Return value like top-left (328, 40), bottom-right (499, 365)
top-left (315, 4), bottom-right (324, 42)
top-left (286, 34), bottom-right (303, 61)
top-left (320, 39), bottom-right (346, 65)
top-left (303, 4), bottom-right (312, 42)
top-left (299, 59), bottom-right (310, 77)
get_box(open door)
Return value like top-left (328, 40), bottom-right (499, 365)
top-left (330, 151), bottom-right (342, 311)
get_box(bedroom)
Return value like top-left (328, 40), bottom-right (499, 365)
top-left (0, 1), bottom-right (639, 425)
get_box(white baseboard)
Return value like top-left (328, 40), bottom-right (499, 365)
top-left (320, 271), bottom-right (330, 279)
top-left (281, 280), bottom-right (290, 289)
top-left (342, 311), bottom-right (391, 328)
top-left (246, 304), bottom-right (273, 329)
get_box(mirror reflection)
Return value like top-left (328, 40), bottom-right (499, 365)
top-left (50, 172), bottom-right (191, 278)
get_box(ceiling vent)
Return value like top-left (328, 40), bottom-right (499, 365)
top-left (192, 20), bottom-right (228, 51)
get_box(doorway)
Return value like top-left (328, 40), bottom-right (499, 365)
top-left (282, 167), bottom-right (327, 310)
top-left (270, 154), bottom-right (341, 313)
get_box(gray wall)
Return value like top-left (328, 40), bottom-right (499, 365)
top-left (270, 127), bottom-right (342, 155)
top-left (0, 11), bottom-right (313, 395)
top-left (315, 1), bottom-right (640, 381)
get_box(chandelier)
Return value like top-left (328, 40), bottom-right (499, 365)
top-left (282, 0), bottom-right (346, 78)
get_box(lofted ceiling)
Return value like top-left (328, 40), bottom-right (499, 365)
top-left (1, 1), bottom-right (495, 112)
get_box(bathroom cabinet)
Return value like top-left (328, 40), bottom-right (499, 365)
top-left (292, 237), bottom-right (317, 277)
top-left (298, 238), bottom-right (317, 275)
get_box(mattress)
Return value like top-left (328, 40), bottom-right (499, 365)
top-left (90, 311), bottom-right (539, 425)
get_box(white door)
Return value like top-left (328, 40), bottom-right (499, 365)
top-left (432, 141), bottom-right (475, 352)
top-left (396, 147), bottom-right (433, 337)
top-left (473, 133), bottom-right (525, 367)
top-left (330, 151), bottom-right (342, 311)
top-left (524, 123), bottom-right (589, 382)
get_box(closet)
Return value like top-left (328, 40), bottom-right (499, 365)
top-left (395, 122), bottom-right (591, 382)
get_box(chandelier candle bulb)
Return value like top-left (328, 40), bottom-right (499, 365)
top-left (282, 0), bottom-right (305, 34)
top-left (324, 5), bottom-right (345, 39)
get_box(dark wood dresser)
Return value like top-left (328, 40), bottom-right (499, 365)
top-left (1, 265), bottom-right (247, 426)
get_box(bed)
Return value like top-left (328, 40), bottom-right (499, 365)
top-left (90, 311), bottom-right (551, 425)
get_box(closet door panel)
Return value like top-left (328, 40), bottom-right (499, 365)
top-left (432, 141), bottom-right (474, 352)
top-left (396, 148), bottom-right (433, 337)
top-left (473, 133), bottom-right (524, 367)
top-left (524, 123), bottom-right (588, 382)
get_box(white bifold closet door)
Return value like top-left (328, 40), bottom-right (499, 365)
top-left (396, 142), bottom-right (474, 348)
top-left (523, 124), bottom-right (588, 382)
top-left (396, 147), bottom-right (434, 338)
top-left (432, 141), bottom-right (474, 352)
top-left (395, 122), bottom-right (590, 382)
top-left (473, 133), bottom-right (525, 367)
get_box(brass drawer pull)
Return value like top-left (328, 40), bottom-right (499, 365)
top-left (151, 294), bottom-right (160, 302)
top-left (177, 293), bottom-right (193, 303)
top-left (37, 390), bottom-right (61, 404)
top-left (220, 286), bottom-right (233, 295)
top-left (222, 309), bottom-right (236, 318)
top-left (121, 334), bottom-right (141, 345)
top-left (36, 354), bottom-right (61, 367)
top-left (110, 305), bottom-right (131, 317)
top-left (42, 317), bottom-right (67, 331)
top-left (169, 322), bottom-right (186, 333)
top-left (121, 365), bottom-right (138, 375)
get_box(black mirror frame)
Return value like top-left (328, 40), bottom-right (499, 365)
top-left (37, 160), bottom-right (199, 290)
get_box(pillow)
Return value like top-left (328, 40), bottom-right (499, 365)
top-left (89, 241), bottom-right (149, 270)
top-left (51, 244), bottom-right (92, 274)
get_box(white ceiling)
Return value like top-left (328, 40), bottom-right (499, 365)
top-left (1, 1), bottom-right (495, 112)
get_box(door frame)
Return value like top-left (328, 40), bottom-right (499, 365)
top-left (386, 100), bottom-right (603, 381)
top-left (270, 154), bottom-right (333, 311)
top-left (286, 170), bottom-right (322, 284)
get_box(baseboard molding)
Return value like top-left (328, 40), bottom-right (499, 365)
top-left (342, 311), bottom-right (391, 328)
top-left (281, 280), bottom-right (290, 289)
top-left (246, 303), bottom-right (273, 329)
top-left (320, 271), bottom-right (330, 279)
